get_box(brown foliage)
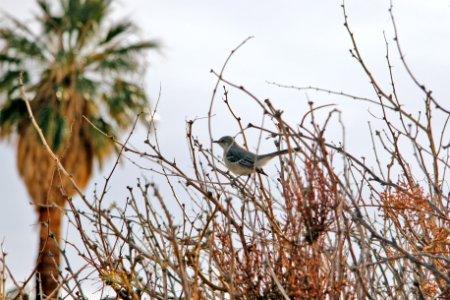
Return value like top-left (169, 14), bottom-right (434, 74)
top-left (2, 3), bottom-right (449, 300)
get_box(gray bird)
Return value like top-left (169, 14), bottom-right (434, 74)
top-left (214, 136), bottom-right (298, 176)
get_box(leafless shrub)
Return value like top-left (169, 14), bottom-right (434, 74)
top-left (2, 2), bottom-right (449, 299)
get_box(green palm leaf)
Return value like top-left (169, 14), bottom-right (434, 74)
top-left (0, 29), bottom-right (45, 60)
top-left (0, 98), bottom-right (27, 136)
top-left (101, 21), bottom-right (134, 45)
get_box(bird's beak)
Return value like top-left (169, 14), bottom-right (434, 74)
top-left (213, 140), bottom-right (219, 144)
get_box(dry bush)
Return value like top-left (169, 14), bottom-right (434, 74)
top-left (2, 2), bottom-right (449, 299)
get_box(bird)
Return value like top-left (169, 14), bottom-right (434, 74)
top-left (213, 136), bottom-right (299, 176)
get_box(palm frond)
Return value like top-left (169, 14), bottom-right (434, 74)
top-left (37, 0), bottom-right (51, 15)
top-left (0, 29), bottom-right (45, 60)
top-left (96, 55), bottom-right (138, 73)
top-left (62, 0), bottom-right (110, 48)
top-left (0, 98), bottom-right (27, 136)
top-left (86, 40), bottom-right (157, 72)
top-left (0, 54), bottom-right (21, 65)
top-left (0, 71), bottom-right (22, 92)
top-left (83, 116), bottom-right (116, 165)
top-left (77, 76), bottom-right (97, 97)
top-left (111, 41), bottom-right (159, 55)
top-left (65, 0), bottom-right (109, 26)
top-left (35, 103), bottom-right (67, 152)
top-left (2, 10), bottom-right (38, 38)
top-left (103, 79), bottom-right (147, 128)
top-left (41, 15), bottom-right (64, 35)
top-left (100, 21), bottom-right (134, 45)
top-left (0, 71), bottom-right (29, 98)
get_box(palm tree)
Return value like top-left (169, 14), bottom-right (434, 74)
top-left (0, 0), bottom-right (158, 298)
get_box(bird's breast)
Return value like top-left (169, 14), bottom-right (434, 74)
top-left (225, 161), bottom-right (253, 176)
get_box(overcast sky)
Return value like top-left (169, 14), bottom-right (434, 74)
top-left (1, 0), bottom-right (449, 296)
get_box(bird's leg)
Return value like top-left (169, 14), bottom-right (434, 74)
top-left (243, 175), bottom-right (251, 187)
top-left (230, 174), bottom-right (241, 187)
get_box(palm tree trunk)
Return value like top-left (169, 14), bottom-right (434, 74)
top-left (36, 206), bottom-right (63, 300)
top-left (17, 125), bottom-right (92, 299)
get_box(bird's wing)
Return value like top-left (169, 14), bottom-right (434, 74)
top-left (226, 148), bottom-right (255, 168)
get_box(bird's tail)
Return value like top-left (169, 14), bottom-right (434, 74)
top-left (258, 147), bottom-right (301, 162)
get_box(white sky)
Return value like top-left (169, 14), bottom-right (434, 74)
top-left (1, 0), bottom-right (449, 296)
